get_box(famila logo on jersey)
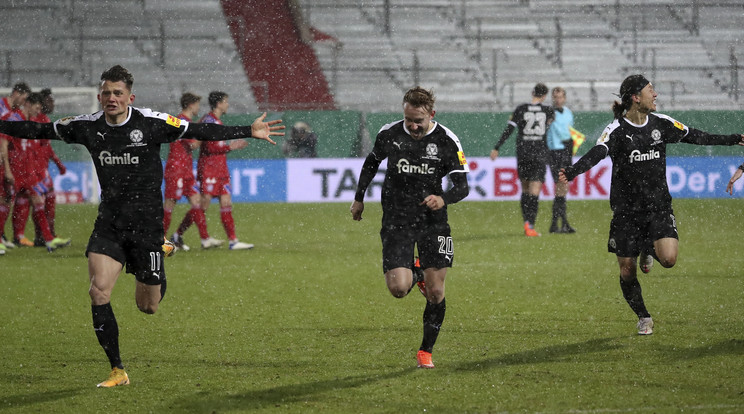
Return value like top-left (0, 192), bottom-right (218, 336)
top-left (628, 149), bottom-right (660, 163)
top-left (98, 151), bottom-right (140, 166)
top-left (396, 158), bottom-right (435, 174)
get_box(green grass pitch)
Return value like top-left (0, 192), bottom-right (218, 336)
top-left (1, 200), bottom-right (743, 413)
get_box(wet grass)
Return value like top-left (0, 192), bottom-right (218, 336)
top-left (1, 199), bottom-right (743, 413)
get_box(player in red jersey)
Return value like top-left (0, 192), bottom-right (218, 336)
top-left (1, 93), bottom-right (69, 251)
top-left (0, 82), bottom-right (31, 118)
top-left (26, 89), bottom-right (67, 246)
top-left (0, 82), bottom-right (30, 248)
top-left (164, 93), bottom-right (219, 251)
top-left (197, 91), bottom-right (253, 250)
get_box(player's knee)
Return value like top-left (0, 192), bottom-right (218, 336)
top-left (388, 286), bottom-right (408, 298)
top-left (619, 266), bottom-right (637, 281)
top-left (137, 301), bottom-right (158, 314)
top-left (88, 285), bottom-right (110, 305)
top-left (426, 287), bottom-right (445, 303)
top-left (659, 255), bottom-right (677, 268)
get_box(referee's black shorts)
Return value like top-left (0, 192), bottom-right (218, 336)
top-left (548, 147), bottom-right (572, 183)
top-left (608, 210), bottom-right (678, 258)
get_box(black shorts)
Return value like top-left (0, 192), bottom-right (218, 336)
top-left (86, 220), bottom-right (166, 285)
top-left (380, 221), bottom-right (453, 272)
top-left (517, 155), bottom-right (547, 182)
top-left (548, 148), bottom-right (572, 183)
top-left (608, 210), bottom-right (678, 257)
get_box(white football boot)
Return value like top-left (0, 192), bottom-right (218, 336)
top-left (201, 237), bottom-right (225, 249)
top-left (229, 240), bottom-right (254, 250)
top-left (637, 317), bottom-right (654, 335)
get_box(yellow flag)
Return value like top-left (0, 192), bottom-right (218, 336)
top-left (570, 126), bottom-right (585, 155)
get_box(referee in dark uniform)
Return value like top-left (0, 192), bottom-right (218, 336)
top-left (491, 83), bottom-right (554, 237)
top-left (351, 87), bottom-right (469, 369)
top-left (0, 65), bottom-right (284, 387)
top-left (560, 74), bottom-right (744, 335)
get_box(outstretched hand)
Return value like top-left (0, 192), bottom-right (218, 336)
top-left (727, 167), bottom-right (743, 195)
top-left (251, 112), bottom-right (285, 145)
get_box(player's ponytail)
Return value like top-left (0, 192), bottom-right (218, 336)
top-left (612, 99), bottom-right (629, 119)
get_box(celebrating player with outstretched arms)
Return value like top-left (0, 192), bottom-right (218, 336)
top-left (559, 74), bottom-right (744, 336)
top-left (0, 65), bottom-right (284, 388)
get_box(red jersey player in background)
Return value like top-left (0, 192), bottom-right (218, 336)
top-left (164, 92), bottom-right (222, 251)
top-left (0, 92), bottom-right (69, 251)
top-left (0, 82), bottom-right (30, 249)
top-left (30, 89), bottom-right (67, 246)
top-left (0, 82), bottom-right (30, 118)
top-left (197, 91), bottom-right (253, 250)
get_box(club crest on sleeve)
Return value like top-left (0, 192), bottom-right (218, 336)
top-left (673, 120), bottom-right (685, 131)
top-left (457, 151), bottom-right (467, 165)
top-left (598, 131), bottom-right (609, 144)
top-left (58, 116), bottom-right (75, 126)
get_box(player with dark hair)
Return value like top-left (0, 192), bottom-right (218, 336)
top-left (0, 65), bottom-right (284, 387)
top-left (31, 88), bottom-right (66, 247)
top-left (0, 82), bottom-right (31, 248)
top-left (491, 83), bottom-right (554, 237)
top-left (164, 92), bottom-right (220, 251)
top-left (0, 82), bottom-right (31, 118)
top-left (2, 92), bottom-right (69, 250)
top-left (197, 91), bottom-right (253, 250)
top-left (546, 86), bottom-right (575, 234)
top-left (559, 74), bottom-right (744, 335)
top-left (351, 86), bottom-right (469, 369)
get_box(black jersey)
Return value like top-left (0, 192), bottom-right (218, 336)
top-left (495, 102), bottom-right (554, 159)
top-left (54, 107), bottom-right (188, 229)
top-left (365, 120), bottom-right (469, 225)
top-left (583, 113), bottom-right (740, 213)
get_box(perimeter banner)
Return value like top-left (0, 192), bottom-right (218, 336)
top-left (46, 157), bottom-right (744, 203)
top-left (283, 156), bottom-right (744, 202)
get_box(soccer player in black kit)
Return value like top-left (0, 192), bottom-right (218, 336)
top-left (350, 87), bottom-right (469, 369)
top-left (559, 74), bottom-right (744, 335)
top-left (0, 65), bottom-right (284, 387)
top-left (491, 83), bottom-right (554, 237)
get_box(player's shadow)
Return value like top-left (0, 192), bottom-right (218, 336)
top-left (0, 388), bottom-right (81, 409)
top-left (660, 338), bottom-right (744, 360)
top-left (172, 367), bottom-right (416, 412)
top-left (452, 336), bottom-right (622, 371)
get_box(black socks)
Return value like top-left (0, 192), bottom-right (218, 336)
top-left (420, 298), bottom-right (446, 353)
top-left (619, 277), bottom-right (650, 318)
top-left (92, 303), bottom-right (123, 369)
top-left (552, 196), bottom-right (566, 223)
